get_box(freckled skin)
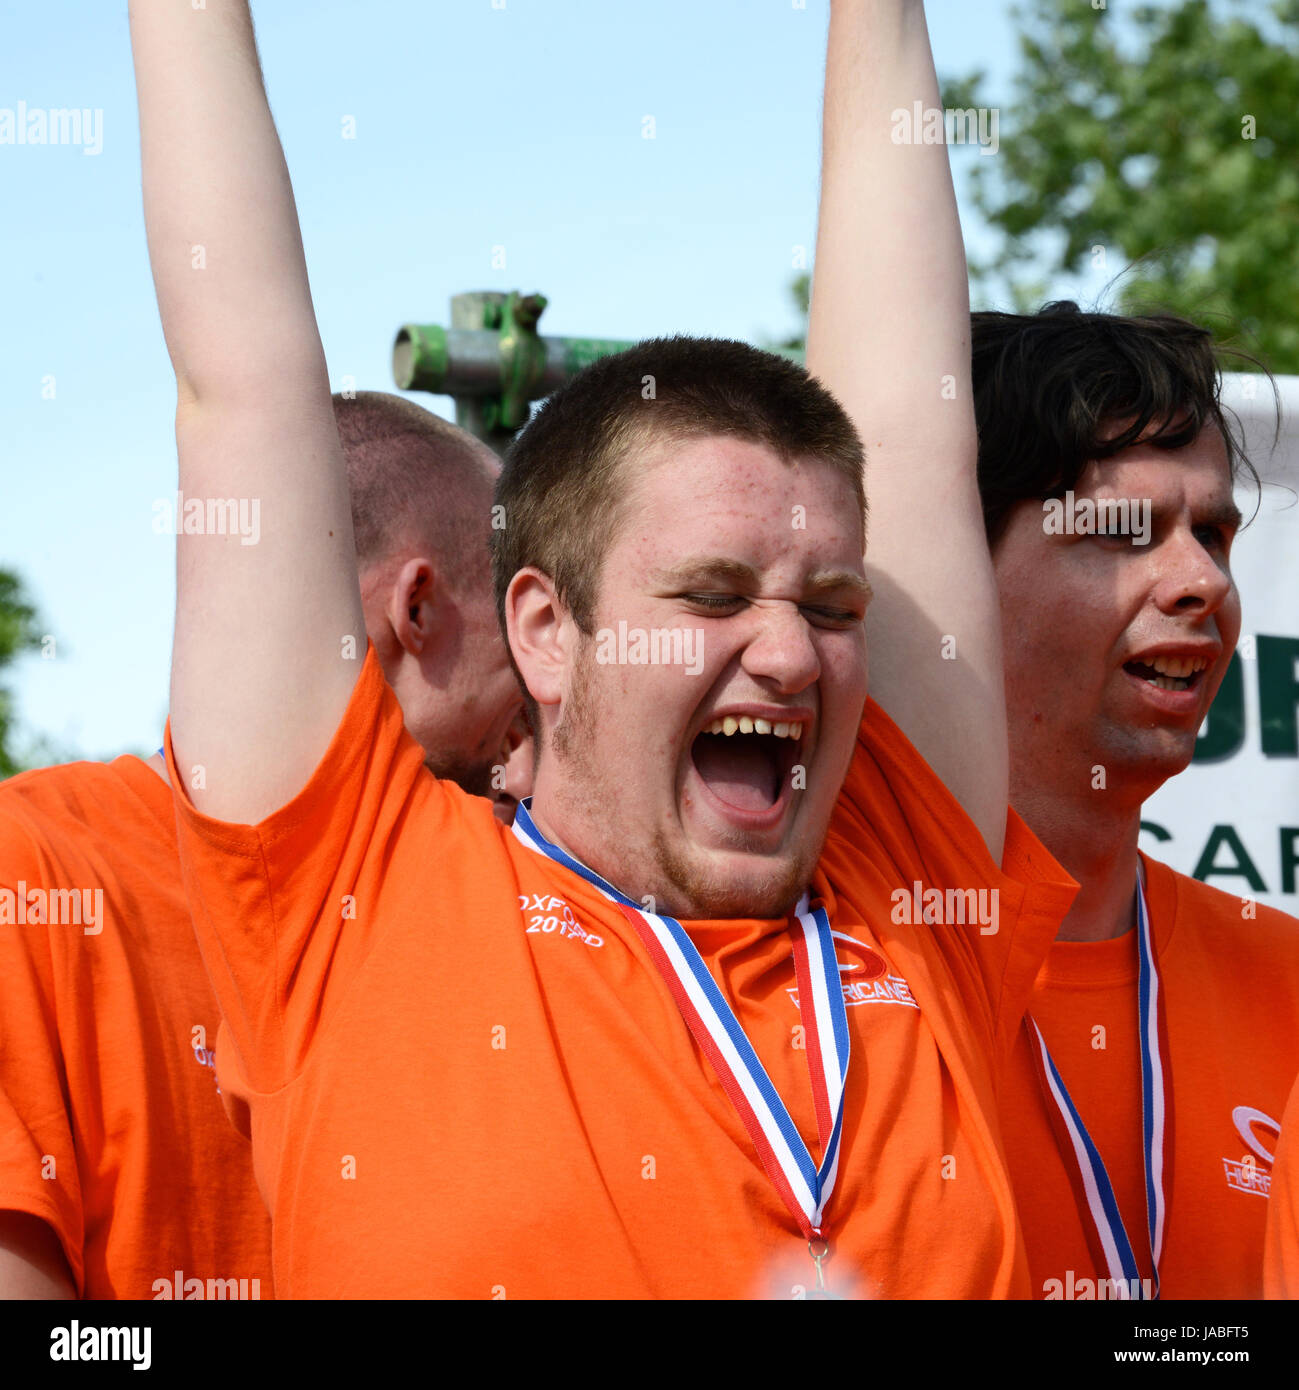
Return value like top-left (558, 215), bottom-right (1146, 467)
top-left (525, 436), bottom-right (870, 921)
top-left (993, 426), bottom-right (1242, 824)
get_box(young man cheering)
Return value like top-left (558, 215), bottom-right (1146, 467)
top-left (135, 0), bottom-right (1072, 1298)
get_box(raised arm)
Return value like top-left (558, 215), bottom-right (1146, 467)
top-left (806, 0), bottom-right (1006, 859)
top-left (130, 0), bottom-right (364, 821)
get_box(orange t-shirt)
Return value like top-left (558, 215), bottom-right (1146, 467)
top-left (1264, 1077), bottom-right (1299, 1297)
top-left (0, 758), bottom-right (273, 1299)
top-left (167, 646), bottom-right (1075, 1299)
top-left (1000, 854), bottom-right (1299, 1299)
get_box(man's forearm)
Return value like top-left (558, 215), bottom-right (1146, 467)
top-left (131, 0), bottom-right (365, 821)
top-left (808, 0), bottom-right (972, 446)
top-left (807, 0), bottom-right (1005, 858)
top-left (130, 0), bottom-right (323, 404)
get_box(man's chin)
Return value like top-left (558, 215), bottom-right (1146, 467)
top-left (687, 883), bottom-right (804, 922)
top-left (653, 841), bottom-right (813, 922)
top-left (423, 751), bottom-right (497, 800)
top-left (1098, 726), bottom-right (1199, 795)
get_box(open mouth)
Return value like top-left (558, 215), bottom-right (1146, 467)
top-left (690, 716), bottom-right (805, 814)
top-left (1122, 654), bottom-right (1211, 693)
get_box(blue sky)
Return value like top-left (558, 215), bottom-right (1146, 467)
top-left (2, 0), bottom-right (1062, 762)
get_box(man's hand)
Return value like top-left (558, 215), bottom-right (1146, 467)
top-left (130, 0), bottom-right (364, 822)
top-left (806, 0), bottom-right (1006, 859)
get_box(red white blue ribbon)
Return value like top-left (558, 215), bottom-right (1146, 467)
top-left (512, 799), bottom-right (850, 1239)
top-left (1026, 871), bottom-right (1167, 1298)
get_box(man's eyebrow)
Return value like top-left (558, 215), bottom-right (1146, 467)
top-left (650, 558), bottom-right (872, 601)
top-left (1144, 499), bottom-right (1244, 531)
top-left (1199, 500), bottom-right (1244, 530)
top-left (804, 569), bottom-right (873, 602)
top-left (650, 558), bottom-right (759, 588)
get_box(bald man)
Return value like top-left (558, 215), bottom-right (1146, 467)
top-left (0, 393), bottom-right (529, 1297)
top-left (335, 391), bottom-right (531, 802)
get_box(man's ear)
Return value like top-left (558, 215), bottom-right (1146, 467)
top-left (388, 557), bottom-right (440, 658)
top-left (506, 567), bottom-right (570, 711)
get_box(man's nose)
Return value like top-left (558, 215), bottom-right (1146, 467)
top-left (738, 603), bottom-right (821, 694)
top-left (1152, 527), bottom-right (1234, 618)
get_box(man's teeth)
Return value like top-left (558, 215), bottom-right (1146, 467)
top-left (702, 716), bottom-right (803, 740)
top-left (1133, 656), bottom-right (1211, 689)
top-left (1147, 655), bottom-right (1211, 679)
top-left (1135, 655), bottom-right (1212, 689)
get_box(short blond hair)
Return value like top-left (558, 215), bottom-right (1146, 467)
top-left (334, 392), bottom-right (496, 585)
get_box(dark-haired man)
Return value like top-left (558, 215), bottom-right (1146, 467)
top-left (136, 0), bottom-right (1073, 1299)
top-left (970, 303), bottom-right (1299, 1298)
top-left (0, 391), bottom-right (527, 1297)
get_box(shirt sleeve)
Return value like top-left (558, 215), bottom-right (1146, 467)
top-left (1265, 1078), bottom-right (1299, 1298)
top-left (164, 643), bottom-right (469, 1097)
top-left (0, 814), bottom-right (86, 1293)
top-left (828, 696), bottom-right (1077, 1060)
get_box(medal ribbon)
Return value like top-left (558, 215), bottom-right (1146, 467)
top-left (512, 800), bottom-right (850, 1239)
top-left (1026, 871), bottom-right (1168, 1298)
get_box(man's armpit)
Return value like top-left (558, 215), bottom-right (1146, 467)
top-left (0, 1210), bottom-right (76, 1299)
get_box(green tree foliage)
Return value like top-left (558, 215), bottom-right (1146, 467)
top-left (774, 273), bottom-right (811, 352)
top-left (0, 568), bottom-right (42, 779)
top-left (944, 0), bottom-right (1299, 371)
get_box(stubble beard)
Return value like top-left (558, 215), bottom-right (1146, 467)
top-left (551, 639), bottom-right (819, 921)
top-left (423, 748), bottom-right (499, 800)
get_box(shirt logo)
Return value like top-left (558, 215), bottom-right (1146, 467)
top-left (192, 1040), bottom-right (223, 1096)
top-left (1222, 1105), bottom-right (1280, 1197)
top-left (518, 893), bottom-right (603, 948)
top-left (787, 930), bottom-right (918, 1011)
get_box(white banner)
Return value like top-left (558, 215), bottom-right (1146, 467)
top-left (1140, 373), bottom-right (1299, 915)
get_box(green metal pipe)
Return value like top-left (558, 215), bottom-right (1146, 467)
top-left (394, 290), bottom-right (806, 453)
